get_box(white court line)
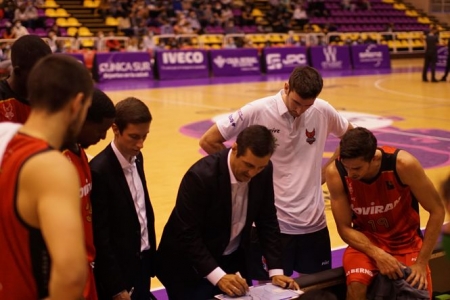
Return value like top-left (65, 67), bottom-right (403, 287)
top-left (374, 78), bottom-right (450, 102)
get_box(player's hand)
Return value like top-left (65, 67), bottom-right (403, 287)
top-left (373, 250), bottom-right (404, 280)
top-left (406, 263), bottom-right (428, 290)
top-left (217, 274), bottom-right (249, 297)
top-left (112, 290), bottom-right (131, 300)
top-left (271, 275), bottom-right (300, 290)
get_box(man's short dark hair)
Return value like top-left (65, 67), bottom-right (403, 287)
top-left (114, 97), bottom-right (152, 133)
top-left (86, 88), bottom-right (115, 123)
top-left (11, 35), bottom-right (52, 71)
top-left (339, 127), bottom-right (377, 162)
top-left (236, 125), bottom-right (276, 158)
top-left (28, 54), bottom-right (93, 112)
top-left (288, 66), bottom-right (323, 100)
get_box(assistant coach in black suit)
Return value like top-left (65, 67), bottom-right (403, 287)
top-left (90, 98), bottom-right (156, 300)
top-left (156, 125), bottom-right (299, 300)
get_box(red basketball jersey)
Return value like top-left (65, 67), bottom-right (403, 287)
top-left (336, 146), bottom-right (422, 254)
top-left (63, 147), bottom-right (97, 300)
top-left (0, 80), bottom-right (31, 123)
top-left (0, 133), bottom-right (52, 299)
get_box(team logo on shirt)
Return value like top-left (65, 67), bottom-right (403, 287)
top-left (1, 101), bottom-right (14, 120)
top-left (228, 110), bottom-right (244, 127)
top-left (228, 114), bottom-right (236, 127)
top-left (305, 128), bottom-right (316, 145)
top-left (385, 181), bottom-right (395, 190)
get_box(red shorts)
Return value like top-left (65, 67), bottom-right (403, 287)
top-left (343, 246), bottom-right (432, 297)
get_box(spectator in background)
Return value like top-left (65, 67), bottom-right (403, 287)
top-left (224, 36), bottom-right (237, 49)
top-left (440, 38), bottom-right (450, 82)
top-left (126, 36), bottom-right (140, 52)
top-left (341, 0), bottom-right (354, 11)
top-left (24, 1), bottom-right (38, 28)
top-left (94, 30), bottom-right (105, 51)
top-left (422, 25), bottom-right (439, 82)
top-left (292, 3), bottom-right (309, 29)
top-left (47, 30), bottom-right (58, 52)
top-left (11, 20), bottom-right (29, 38)
top-left (105, 31), bottom-right (121, 52)
top-left (159, 18), bottom-right (174, 34)
top-left (118, 13), bottom-right (133, 36)
top-left (2, 23), bottom-right (14, 39)
top-left (241, 6), bottom-right (255, 26)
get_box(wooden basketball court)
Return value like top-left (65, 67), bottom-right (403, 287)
top-left (88, 57), bottom-right (450, 289)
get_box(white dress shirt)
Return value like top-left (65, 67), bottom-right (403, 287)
top-left (111, 141), bottom-right (150, 252)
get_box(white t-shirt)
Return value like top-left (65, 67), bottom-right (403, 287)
top-left (217, 90), bottom-right (349, 234)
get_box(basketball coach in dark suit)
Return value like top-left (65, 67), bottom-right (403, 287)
top-left (90, 98), bottom-right (156, 300)
top-left (156, 125), bottom-right (299, 300)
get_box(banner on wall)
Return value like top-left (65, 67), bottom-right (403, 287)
top-left (92, 52), bottom-right (153, 82)
top-left (263, 47), bottom-right (308, 74)
top-left (437, 45), bottom-right (448, 70)
top-left (155, 49), bottom-right (209, 80)
top-left (309, 45), bottom-right (352, 70)
top-left (210, 48), bottom-right (260, 76)
top-left (350, 44), bottom-right (391, 69)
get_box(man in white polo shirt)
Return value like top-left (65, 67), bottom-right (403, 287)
top-left (200, 66), bottom-right (353, 279)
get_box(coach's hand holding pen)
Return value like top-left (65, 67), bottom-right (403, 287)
top-left (272, 274), bottom-right (300, 290)
top-left (217, 272), bottom-right (249, 297)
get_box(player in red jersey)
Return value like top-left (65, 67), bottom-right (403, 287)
top-left (0, 54), bottom-right (94, 300)
top-left (62, 88), bottom-right (115, 300)
top-left (326, 127), bottom-right (445, 300)
top-left (0, 35), bottom-right (51, 123)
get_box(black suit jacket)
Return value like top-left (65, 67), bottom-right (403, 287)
top-left (90, 144), bottom-right (156, 299)
top-left (156, 148), bottom-right (282, 293)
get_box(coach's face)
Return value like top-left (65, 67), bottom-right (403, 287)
top-left (230, 144), bottom-right (271, 182)
top-left (112, 122), bottom-right (150, 162)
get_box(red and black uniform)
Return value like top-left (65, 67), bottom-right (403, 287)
top-left (0, 133), bottom-right (52, 299)
top-left (335, 146), bottom-right (432, 295)
top-left (63, 147), bottom-right (97, 300)
top-left (0, 80), bottom-right (31, 123)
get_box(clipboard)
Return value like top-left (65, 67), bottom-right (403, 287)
top-left (214, 283), bottom-right (304, 300)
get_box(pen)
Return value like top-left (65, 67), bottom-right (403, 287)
top-left (129, 287), bottom-right (134, 296)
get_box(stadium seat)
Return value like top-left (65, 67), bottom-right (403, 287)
top-left (81, 39), bottom-right (95, 48)
top-left (45, 8), bottom-right (56, 17)
top-left (67, 17), bottom-right (82, 27)
top-left (56, 18), bottom-right (68, 27)
top-left (105, 16), bottom-right (119, 26)
top-left (78, 26), bottom-right (93, 37)
top-left (55, 8), bottom-right (70, 17)
top-left (83, 0), bottom-right (100, 8)
top-left (43, 0), bottom-right (59, 8)
top-left (67, 27), bottom-right (78, 36)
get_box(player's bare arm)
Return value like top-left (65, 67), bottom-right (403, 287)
top-left (199, 124), bottom-right (227, 154)
top-left (19, 151), bottom-right (88, 300)
top-left (395, 150), bottom-right (445, 289)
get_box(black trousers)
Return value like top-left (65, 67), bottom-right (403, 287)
top-left (422, 52), bottom-right (437, 80)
